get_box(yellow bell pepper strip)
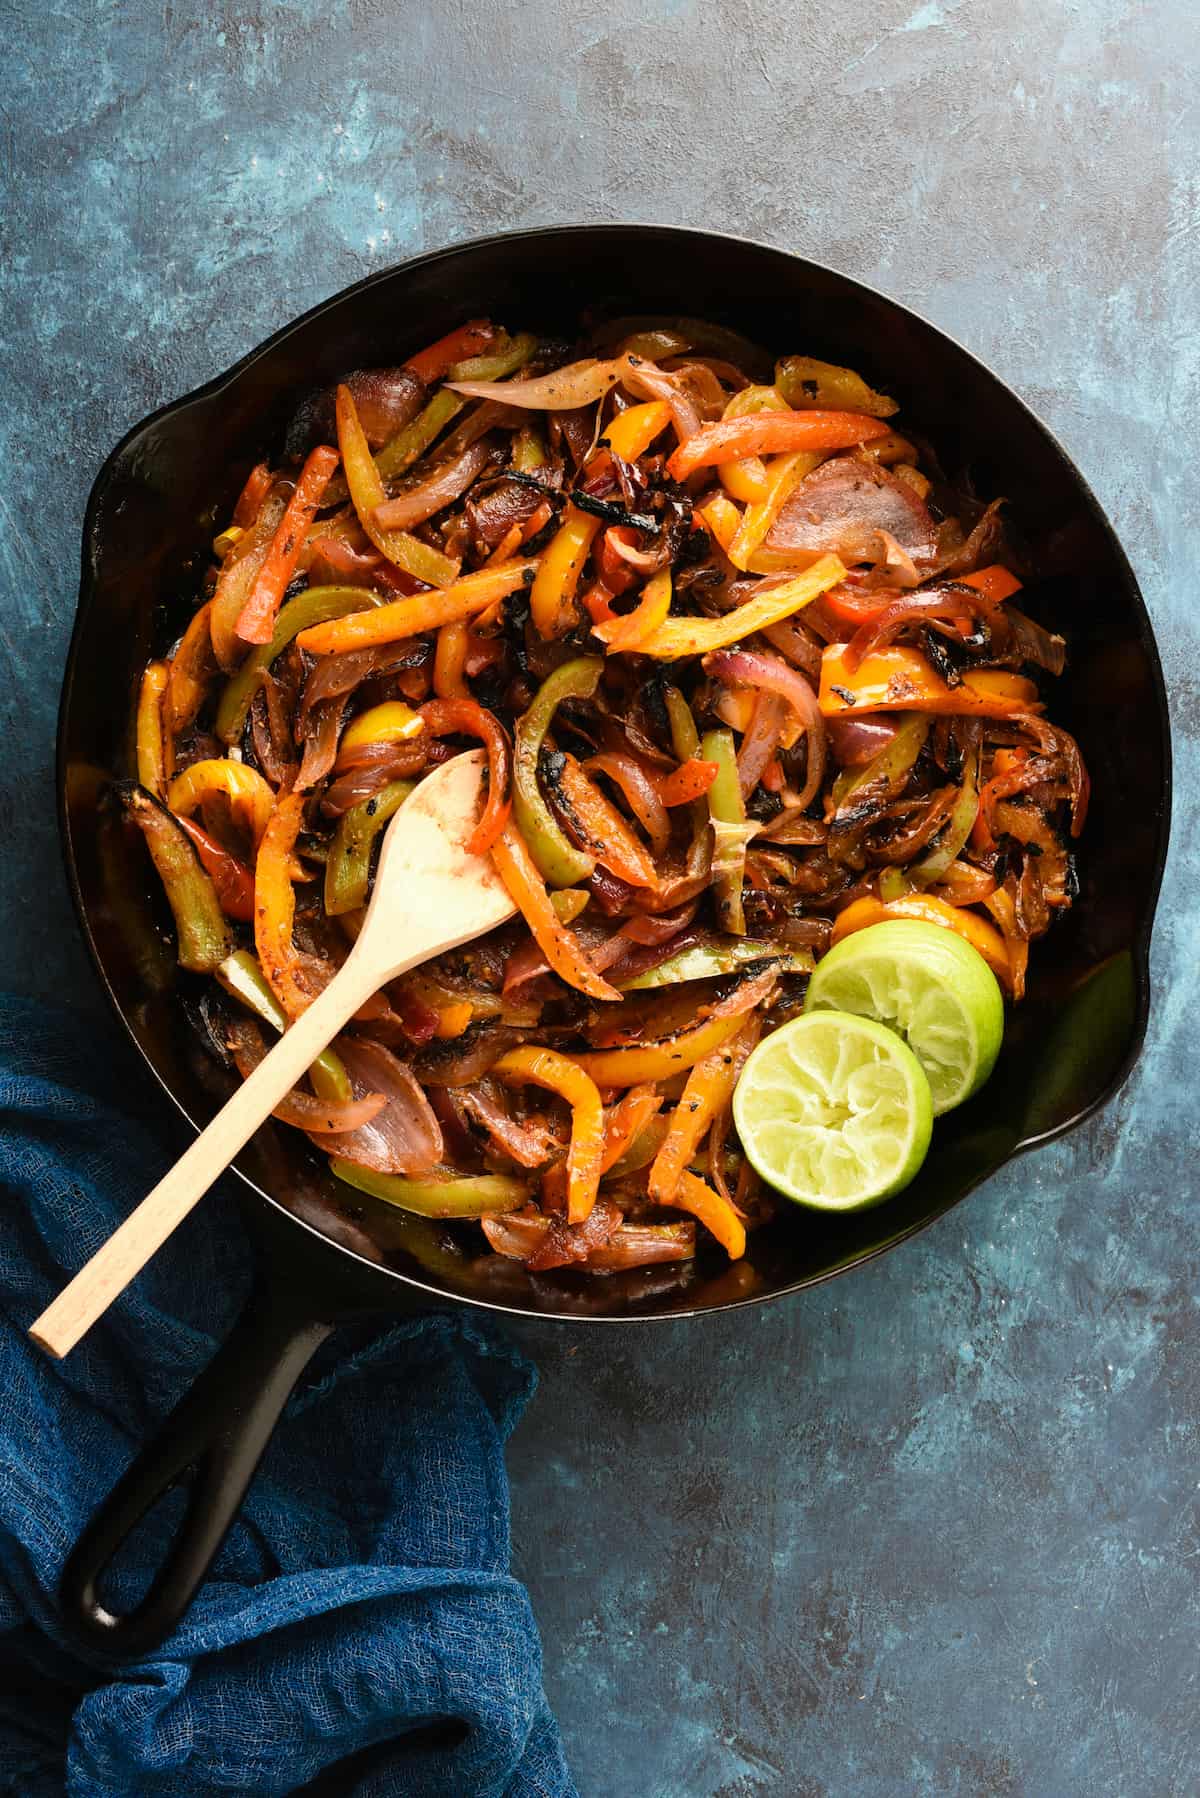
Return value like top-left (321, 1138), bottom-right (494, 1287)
top-left (775, 355), bottom-right (898, 417)
top-left (419, 697), bottom-right (513, 856)
top-left (591, 569), bottom-right (672, 654)
top-left (657, 758), bottom-right (719, 807)
top-left (530, 505), bottom-right (600, 639)
top-left (619, 939), bottom-right (813, 991)
top-left (701, 727), bottom-right (754, 936)
top-left (543, 751), bottom-right (659, 889)
top-left (668, 411), bottom-right (890, 482)
top-left (336, 382), bottom-right (460, 590)
top-left (599, 1084), bottom-right (664, 1174)
top-left (832, 893), bottom-right (1012, 989)
top-left (176, 816), bottom-right (255, 921)
top-left (234, 444), bottom-right (341, 645)
top-left (331, 1159), bottom-right (529, 1217)
top-left (164, 600), bottom-right (216, 744)
top-left (210, 489), bottom-right (288, 669)
top-left (167, 759), bottom-right (276, 848)
top-left (434, 1000), bottom-right (474, 1039)
top-left (216, 948), bottom-right (352, 1105)
top-left (374, 388), bottom-right (465, 484)
top-left (214, 586), bottom-right (387, 744)
top-left (513, 656), bottom-right (604, 888)
top-left (598, 398), bottom-right (672, 462)
top-left (341, 701), bottom-right (425, 753)
top-left (572, 1009), bottom-right (744, 1089)
top-left (405, 318), bottom-right (497, 383)
top-left (726, 450), bottom-right (824, 572)
top-left (295, 559), bottom-right (538, 657)
top-left (717, 382), bottom-right (788, 503)
top-left (122, 785), bottom-right (234, 974)
top-left (324, 779), bottom-right (415, 916)
top-left (491, 817), bottom-right (621, 1003)
top-left (550, 888), bottom-right (590, 925)
top-left (254, 791), bottom-right (312, 1018)
top-left (136, 662), bottom-right (169, 797)
top-left (664, 1170), bottom-right (747, 1259)
top-left (649, 1020), bottom-right (756, 1207)
top-left (494, 1046), bottom-right (605, 1225)
top-left (819, 646), bottom-right (1040, 719)
top-left (698, 494), bottom-right (742, 558)
top-left (433, 619), bottom-right (470, 698)
top-left (628, 554), bottom-right (845, 659)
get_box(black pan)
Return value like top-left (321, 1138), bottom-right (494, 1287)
top-left (56, 224), bottom-right (1171, 1654)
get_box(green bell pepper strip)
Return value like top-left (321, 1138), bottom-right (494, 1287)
top-left (123, 785), bottom-right (234, 973)
top-left (513, 656), bottom-right (604, 888)
top-left (215, 949), bottom-right (352, 1105)
top-left (701, 728), bottom-right (754, 936)
top-left (215, 585), bottom-right (387, 745)
top-left (374, 389), bottom-right (465, 484)
top-left (330, 1160), bottom-right (530, 1217)
top-left (908, 740), bottom-right (980, 889)
top-left (663, 685), bottom-right (701, 762)
top-left (446, 331), bottom-right (538, 385)
top-left (829, 713), bottom-right (929, 813)
top-left (512, 425), bottom-right (547, 471)
top-left (324, 779), bottom-right (415, 917)
top-left (620, 939), bottom-right (814, 991)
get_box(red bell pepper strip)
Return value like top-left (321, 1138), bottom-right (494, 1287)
top-left (667, 410), bottom-right (890, 482)
top-left (235, 445), bottom-right (340, 645)
top-left (957, 564), bottom-right (1023, 604)
top-left (491, 819), bottom-right (621, 1002)
top-left (176, 816), bottom-right (256, 921)
top-left (657, 758), bottom-right (719, 806)
top-left (419, 697), bottom-right (513, 855)
top-left (232, 461), bottom-right (273, 528)
top-left (405, 319), bottom-right (497, 383)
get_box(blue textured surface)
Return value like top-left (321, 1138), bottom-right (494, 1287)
top-left (1, 2), bottom-right (1194, 1792)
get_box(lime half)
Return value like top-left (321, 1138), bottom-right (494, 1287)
top-left (804, 920), bottom-right (1004, 1115)
top-left (732, 1011), bottom-right (933, 1211)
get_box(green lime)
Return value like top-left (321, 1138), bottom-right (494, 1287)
top-left (804, 919), bottom-right (1004, 1115)
top-left (732, 1011), bottom-right (933, 1211)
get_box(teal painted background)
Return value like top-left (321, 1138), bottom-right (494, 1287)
top-left (1, 1), bottom-right (1195, 1792)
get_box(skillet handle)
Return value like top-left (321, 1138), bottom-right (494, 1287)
top-left (60, 1278), bottom-right (334, 1657)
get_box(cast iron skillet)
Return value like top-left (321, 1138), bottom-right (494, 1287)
top-left (56, 225), bottom-right (1170, 1654)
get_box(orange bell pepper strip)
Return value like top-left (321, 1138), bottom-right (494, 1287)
top-left (591, 569), bottom-right (673, 654)
top-left (956, 564), bottom-right (1023, 604)
top-left (296, 558), bottom-right (539, 656)
top-left (699, 493), bottom-right (742, 558)
top-left (648, 1020), bottom-right (756, 1207)
top-left (420, 696), bottom-right (513, 855)
top-left (491, 818), bottom-right (621, 1002)
top-left (235, 444), bottom-right (340, 645)
top-left (167, 758), bottom-right (276, 847)
top-left (336, 383), bottom-right (460, 590)
top-left (632, 555), bottom-right (845, 659)
top-left (819, 645), bottom-right (1041, 718)
top-left (547, 752), bottom-right (659, 889)
top-left (433, 619), bottom-right (470, 698)
top-left (599, 1084), bottom-right (664, 1174)
top-left (434, 1000), bottom-right (474, 1039)
top-left (727, 450), bottom-right (823, 572)
top-left (164, 601), bottom-right (216, 744)
top-left (668, 410), bottom-right (890, 482)
top-left (494, 1046), bottom-right (604, 1224)
top-left (232, 460), bottom-right (273, 528)
top-left (405, 319), bottom-right (496, 383)
top-left (529, 505), bottom-right (600, 639)
top-left (582, 582), bottom-right (618, 626)
top-left (176, 816), bottom-right (255, 922)
top-left (253, 791), bottom-right (311, 1018)
top-left (600, 399), bottom-right (672, 462)
top-left (136, 662), bottom-right (169, 797)
top-left (572, 1010), bottom-right (743, 1089)
top-left (596, 527), bottom-right (639, 596)
top-left (663, 1169), bottom-right (747, 1260)
top-left (832, 893), bottom-right (1012, 989)
top-left (658, 758), bottom-right (719, 806)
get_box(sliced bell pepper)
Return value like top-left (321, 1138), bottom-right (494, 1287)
top-left (337, 382), bottom-right (460, 590)
top-left (164, 600), bottom-right (216, 742)
top-left (232, 460), bottom-right (274, 528)
top-left (341, 701), bottom-right (425, 753)
top-left (599, 1084), bottom-right (664, 1174)
top-left (831, 893), bottom-right (1011, 988)
top-left (216, 948), bottom-right (352, 1104)
top-left (658, 758), bottom-right (719, 806)
top-left (829, 712), bottom-right (929, 812)
top-left (167, 758), bottom-right (276, 847)
top-left (447, 331), bottom-right (538, 385)
top-left (295, 559), bottom-right (538, 657)
top-left (596, 527), bottom-right (639, 596)
top-left (214, 585), bottom-right (386, 744)
top-left (543, 751), bottom-right (658, 888)
top-left (727, 450), bottom-right (823, 572)
top-left (529, 505), bottom-right (600, 639)
top-left (374, 388), bottom-right (465, 484)
top-left (649, 1020), bottom-right (756, 1206)
top-left (571, 1009), bottom-right (743, 1089)
top-left (491, 817), bottom-right (620, 1002)
top-left (668, 411), bottom-right (890, 482)
top-left (775, 355), bottom-right (898, 418)
top-left (433, 620), bottom-right (470, 698)
top-left (176, 816), bottom-right (255, 921)
top-left (136, 662), bottom-right (169, 797)
top-left (819, 646), bottom-right (1041, 718)
top-left (591, 569), bottom-right (672, 654)
top-left (619, 939), bottom-right (812, 991)
top-left (210, 489), bottom-right (288, 670)
top-left (698, 493), bottom-right (742, 558)
top-left (664, 1169), bottom-right (747, 1261)
top-left (702, 727), bottom-right (753, 936)
top-left (331, 1160), bottom-right (528, 1217)
top-left (549, 887), bottom-right (591, 925)
top-left (123, 785), bottom-right (234, 974)
top-left (663, 685), bottom-right (702, 761)
top-left (434, 1000), bottom-right (474, 1038)
top-left (324, 778), bottom-right (415, 916)
top-left (420, 696), bottom-right (513, 855)
top-left (494, 1045), bottom-right (604, 1224)
top-left (599, 398), bottom-right (672, 462)
top-left (235, 444), bottom-right (340, 645)
top-left (513, 656), bottom-right (604, 887)
top-left (629, 554), bottom-right (845, 659)
top-left (254, 791), bottom-right (311, 1017)
top-left (955, 564), bottom-right (1022, 604)
top-left (717, 384), bottom-right (788, 503)
top-left (405, 318), bottom-right (497, 384)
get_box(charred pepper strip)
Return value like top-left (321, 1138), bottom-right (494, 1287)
top-left (123, 785), bottom-right (233, 973)
top-left (216, 948), bottom-right (352, 1104)
top-left (572, 1011), bottom-right (743, 1088)
top-left (513, 656), bottom-right (604, 887)
top-left (420, 697), bottom-right (513, 855)
top-left (494, 1045), bottom-right (605, 1225)
top-left (324, 779), bottom-right (415, 917)
top-left (667, 409), bottom-right (890, 481)
top-left (649, 1020), bottom-right (757, 1207)
top-left (543, 751), bottom-right (659, 889)
top-left (254, 791), bottom-right (311, 1017)
top-left (491, 817), bottom-right (621, 1002)
top-left (235, 444), bottom-right (341, 645)
top-left (167, 759), bottom-right (276, 847)
top-left (337, 382), bottom-right (460, 590)
top-left (665, 1170), bottom-right (747, 1261)
top-left (331, 1160), bottom-right (528, 1217)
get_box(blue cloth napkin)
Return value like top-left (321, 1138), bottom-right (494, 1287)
top-left (0, 995), bottom-right (575, 1798)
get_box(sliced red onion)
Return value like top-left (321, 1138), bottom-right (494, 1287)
top-left (321, 1036), bottom-right (443, 1174)
top-left (705, 649), bottom-right (827, 810)
top-left (373, 441), bottom-right (493, 533)
top-left (226, 1018), bottom-right (387, 1134)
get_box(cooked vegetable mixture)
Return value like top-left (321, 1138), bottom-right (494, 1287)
top-left (130, 314), bottom-right (1087, 1276)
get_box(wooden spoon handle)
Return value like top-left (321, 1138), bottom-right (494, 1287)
top-left (30, 965), bottom-right (376, 1360)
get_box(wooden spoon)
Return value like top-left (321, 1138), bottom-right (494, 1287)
top-left (31, 750), bottom-right (516, 1359)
